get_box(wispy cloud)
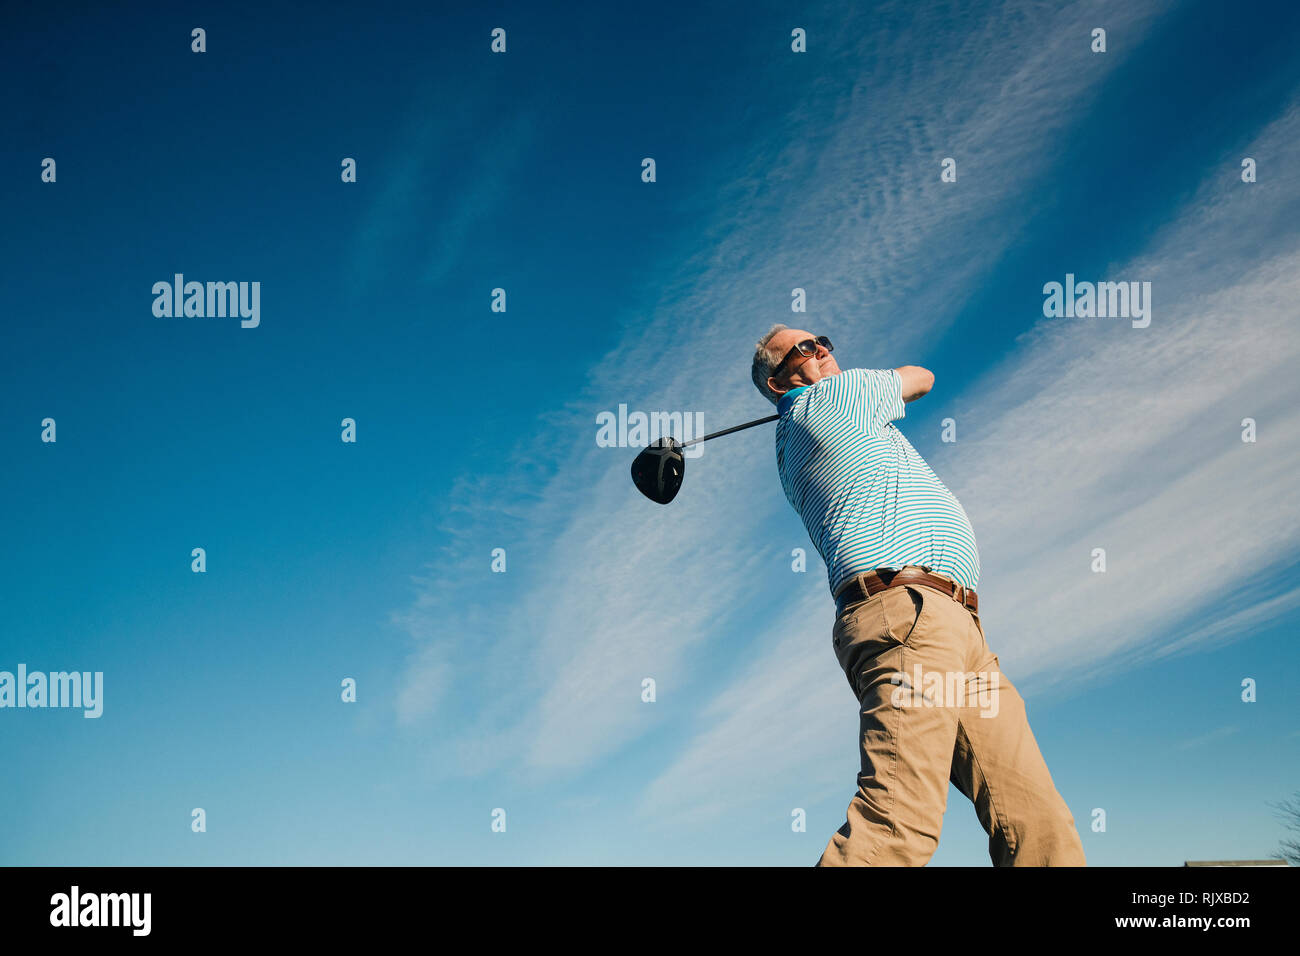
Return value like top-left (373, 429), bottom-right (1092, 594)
top-left (946, 97), bottom-right (1300, 687)
top-left (1176, 725), bottom-right (1240, 751)
top-left (347, 87), bottom-right (539, 301)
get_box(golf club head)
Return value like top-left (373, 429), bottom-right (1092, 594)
top-left (630, 436), bottom-right (686, 504)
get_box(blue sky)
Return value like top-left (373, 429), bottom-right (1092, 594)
top-left (1, 0), bottom-right (1298, 865)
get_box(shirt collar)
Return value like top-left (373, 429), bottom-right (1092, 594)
top-left (777, 385), bottom-right (811, 415)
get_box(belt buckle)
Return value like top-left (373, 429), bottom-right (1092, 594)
top-left (958, 585), bottom-right (976, 611)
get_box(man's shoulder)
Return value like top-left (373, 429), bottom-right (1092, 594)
top-left (836, 367), bottom-right (897, 386)
top-left (810, 367), bottom-right (896, 397)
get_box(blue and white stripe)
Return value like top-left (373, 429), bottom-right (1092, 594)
top-left (775, 368), bottom-right (980, 595)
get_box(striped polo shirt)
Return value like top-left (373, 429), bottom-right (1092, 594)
top-left (774, 368), bottom-right (980, 596)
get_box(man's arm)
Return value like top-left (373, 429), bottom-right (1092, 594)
top-left (895, 366), bottom-right (934, 403)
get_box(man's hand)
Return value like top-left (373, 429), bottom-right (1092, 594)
top-left (895, 366), bottom-right (935, 403)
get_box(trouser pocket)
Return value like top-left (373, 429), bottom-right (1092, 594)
top-left (833, 585), bottom-right (929, 699)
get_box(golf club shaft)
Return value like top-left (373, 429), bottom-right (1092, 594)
top-left (679, 414), bottom-right (779, 448)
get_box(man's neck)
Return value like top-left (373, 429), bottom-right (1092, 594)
top-left (777, 384), bottom-right (812, 414)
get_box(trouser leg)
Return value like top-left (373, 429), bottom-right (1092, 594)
top-left (948, 623), bottom-right (1087, 866)
top-left (818, 584), bottom-right (966, 866)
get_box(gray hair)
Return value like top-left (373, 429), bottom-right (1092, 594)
top-left (750, 323), bottom-right (789, 405)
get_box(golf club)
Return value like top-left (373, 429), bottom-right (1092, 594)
top-left (630, 414), bottom-right (779, 504)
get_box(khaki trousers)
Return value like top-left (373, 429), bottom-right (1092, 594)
top-left (818, 576), bottom-right (1086, 866)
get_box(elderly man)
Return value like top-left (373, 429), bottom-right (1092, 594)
top-left (752, 325), bottom-right (1086, 867)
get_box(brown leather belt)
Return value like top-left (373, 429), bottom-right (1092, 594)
top-left (834, 566), bottom-right (978, 617)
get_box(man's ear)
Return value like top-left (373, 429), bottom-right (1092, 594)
top-left (767, 376), bottom-right (787, 398)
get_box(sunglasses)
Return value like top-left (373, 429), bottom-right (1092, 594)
top-left (771, 335), bottom-right (833, 379)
